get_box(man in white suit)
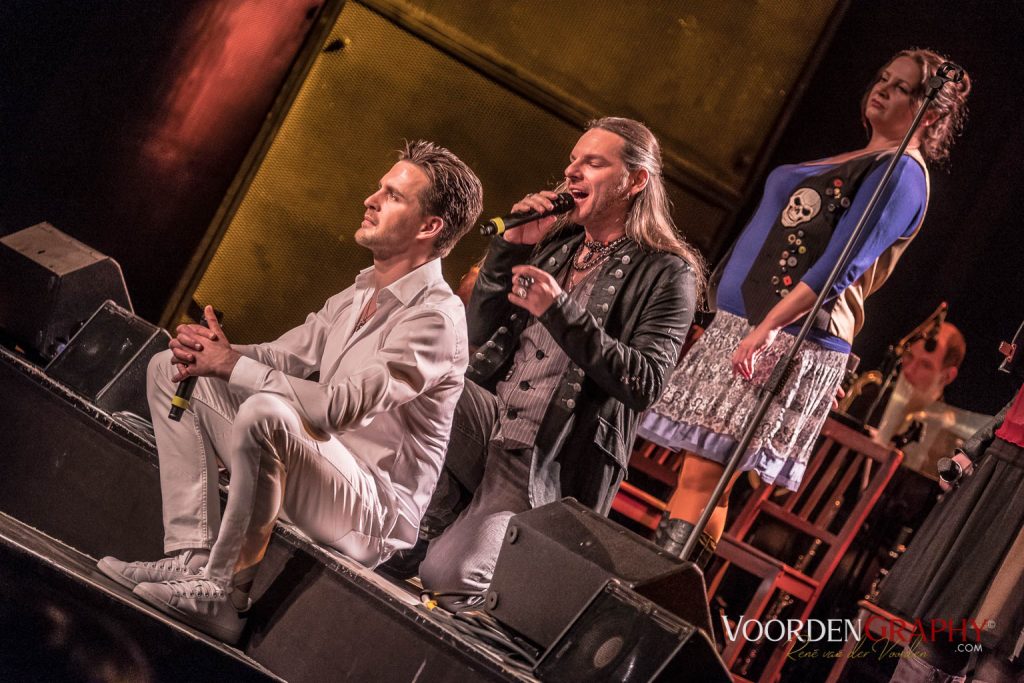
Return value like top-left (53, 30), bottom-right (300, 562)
top-left (98, 140), bottom-right (483, 643)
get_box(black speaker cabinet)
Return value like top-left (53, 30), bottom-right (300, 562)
top-left (485, 498), bottom-right (715, 652)
top-left (534, 580), bottom-right (729, 683)
top-left (46, 300), bottom-right (169, 417)
top-left (0, 223), bottom-right (132, 359)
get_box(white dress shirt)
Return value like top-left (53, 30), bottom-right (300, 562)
top-left (226, 258), bottom-right (467, 549)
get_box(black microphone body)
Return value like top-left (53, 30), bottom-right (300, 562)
top-left (169, 311), bottom-right (219, 421)
top-left (480, 192), bottom-right (575, 236)
top-left (170, 376), bottom-right (199, 422)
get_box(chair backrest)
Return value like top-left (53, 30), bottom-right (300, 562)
top-left (628, 440), bottom-right (686, 491)
top-left (728, 418), bottom-right (903, 583)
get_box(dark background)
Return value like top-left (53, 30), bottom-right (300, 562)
top-left (0, 0), bottom-right (321, 323)
top-left (751, 0), bottom-right (1024, 415)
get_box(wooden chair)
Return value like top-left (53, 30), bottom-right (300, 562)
top-left (610, 324), bottom-right (705, 531)
top-left (610, 325), bottom-right (708, 532)
top-left (707, 418), bottom-right (903, 682)
top-left (611, 439), bottom-right (685, 531)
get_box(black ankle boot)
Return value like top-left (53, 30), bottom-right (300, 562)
top-left (654, 516), bottom-right (717, 569)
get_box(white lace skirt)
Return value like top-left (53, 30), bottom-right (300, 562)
top-left (638, 311), bottom-right (847, 491)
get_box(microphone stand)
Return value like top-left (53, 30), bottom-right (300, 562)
top-left (681, 63), bottom-right (965, 562)
top-left (862, 344), bottom-right (901, 427)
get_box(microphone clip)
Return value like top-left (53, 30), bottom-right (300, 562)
top-left (926, 62), bottom-right (965, 99)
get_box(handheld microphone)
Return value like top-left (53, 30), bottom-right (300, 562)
top-left (169, 309), bottom-right (221, 421)
top-left (170, 376), bottom-right (199, 421)
top-left (480, 192), bottom-right (575, 236)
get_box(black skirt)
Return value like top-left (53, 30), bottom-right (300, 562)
top-left (878, 438), bottom-right (1024, 659)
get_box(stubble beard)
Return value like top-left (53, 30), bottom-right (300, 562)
top-left (356, 225), bottom-right (404, 261)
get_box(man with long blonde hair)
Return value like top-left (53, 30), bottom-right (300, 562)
top-left (410, 117), bottom-right (706, 603)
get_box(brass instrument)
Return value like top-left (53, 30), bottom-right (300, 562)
top-left (838, 302), bottom-right (948, 426)
top-left (838, 369), bottom-right (882, 412)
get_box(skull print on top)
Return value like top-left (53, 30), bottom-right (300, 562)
top-left (710, 150), bottom-right (928, 353)
top-left (780, 188), bottom-right (822, 228)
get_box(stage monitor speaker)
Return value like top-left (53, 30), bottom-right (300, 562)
top-left (0, 223), bottom-right (132, 359)
top-left (485, 498), bottom-right (715, 652)
top-left (534, 580), bottom-right (729, 683)
top-left (46, 300), bottom-right (169, 417)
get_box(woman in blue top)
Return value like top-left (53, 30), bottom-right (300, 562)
top-left (638, 48), bottom-right (971, 563)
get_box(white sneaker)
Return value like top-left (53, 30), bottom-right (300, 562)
top-left (133, 577), bottom-right (248, 644)
top-left (97, 550), bottom-right (203, 590)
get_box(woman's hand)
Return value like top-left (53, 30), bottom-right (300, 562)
top-left (732, 324), bottom-right (778, 380)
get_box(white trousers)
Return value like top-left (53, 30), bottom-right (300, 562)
top-left (146, 349), bottom-right (391, 581)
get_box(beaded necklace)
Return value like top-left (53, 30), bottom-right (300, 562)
top-left (571, 234), bottom-right (631, 272)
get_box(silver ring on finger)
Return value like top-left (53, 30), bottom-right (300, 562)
top-left (517, 287), bottom-right (528, 298)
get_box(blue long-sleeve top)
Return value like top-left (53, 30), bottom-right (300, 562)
top-left (716, 154), bottom-right (927, 353)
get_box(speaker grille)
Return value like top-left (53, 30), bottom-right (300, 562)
top-left (535, 580), bottom-right (699, 683)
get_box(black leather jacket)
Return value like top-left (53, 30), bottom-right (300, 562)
top-left (467, 227), bottom-right (696, 513)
